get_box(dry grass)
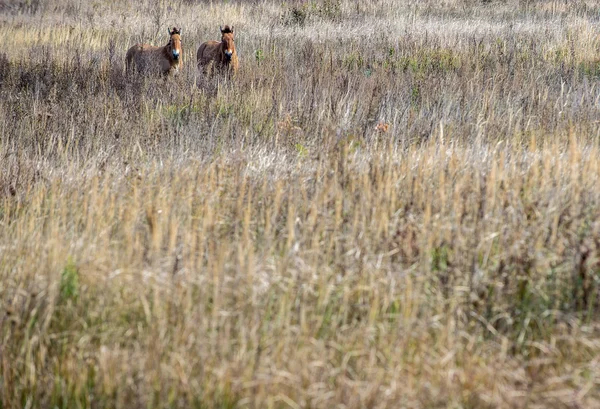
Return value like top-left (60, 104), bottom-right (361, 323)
top-left (2, 0), bottom-right (600, 408)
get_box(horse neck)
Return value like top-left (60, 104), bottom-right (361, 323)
top-left (220, 40), bottom-right (234, 60)
top-left (162, 44), bottom-right (174, 63)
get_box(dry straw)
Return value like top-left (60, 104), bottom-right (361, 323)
top-left (1, 0), bottom-right (600, 408)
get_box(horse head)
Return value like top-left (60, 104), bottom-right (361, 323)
top-left (168, 27), bottom-right (182, 61)
top-left (219, 25), bottom-right (235, 62)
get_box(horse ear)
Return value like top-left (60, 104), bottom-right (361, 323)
top-left (231, 26), bottom-right (234, 33)
top-left (220, 25), bottom-right (223, 33)
top-left (168, 28), bottom-right (172, 35)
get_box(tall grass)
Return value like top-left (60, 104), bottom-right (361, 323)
top-left (2, 0), bottom-right (600, 408)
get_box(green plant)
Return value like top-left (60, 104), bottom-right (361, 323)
top-left (60, 258), bottom-right (79, 302)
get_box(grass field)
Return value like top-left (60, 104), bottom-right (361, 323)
top-left (1, 0), bottom-right (600, 407)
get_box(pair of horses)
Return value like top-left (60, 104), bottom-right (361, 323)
top-left (125, 26), bottom-right (238, 76)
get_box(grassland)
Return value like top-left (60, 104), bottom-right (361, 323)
top-left (1, 0), bottom-right (600, 408)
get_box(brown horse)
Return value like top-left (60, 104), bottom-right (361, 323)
top-left (197, 25), bottom-right (238, 76)
top-left (126, 27), bottom-right (182, 76)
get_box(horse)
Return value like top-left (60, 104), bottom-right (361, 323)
top-left (197, 25), bottom-right (239, 77)
top-left (126, 27), bottom-right (182, 76)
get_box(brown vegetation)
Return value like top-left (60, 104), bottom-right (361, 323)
top-left (1, 0), bottom-right (600, 408)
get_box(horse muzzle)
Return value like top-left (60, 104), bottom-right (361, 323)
top-left (172, 50), bottom-right (180, 60)
top-left (224, 50), bottom-right (232, 61)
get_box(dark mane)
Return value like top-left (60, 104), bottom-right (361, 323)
top-left (221, 26), bottom-right (233, 34)
top-left (171, 27), bottom-right (181, 35)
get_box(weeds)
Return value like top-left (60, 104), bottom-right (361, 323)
top-left (2, 0), bottom-right (600, 408)
top-left (280, 0), bottom-right (342, 26)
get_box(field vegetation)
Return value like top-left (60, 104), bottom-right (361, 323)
top-left (1, 0), bottom-right (600, 407)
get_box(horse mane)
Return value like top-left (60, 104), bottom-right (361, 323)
top-left (170, 27), bottom-right (181, 35)
top-left (221, 26), bottom-right (233, 34)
